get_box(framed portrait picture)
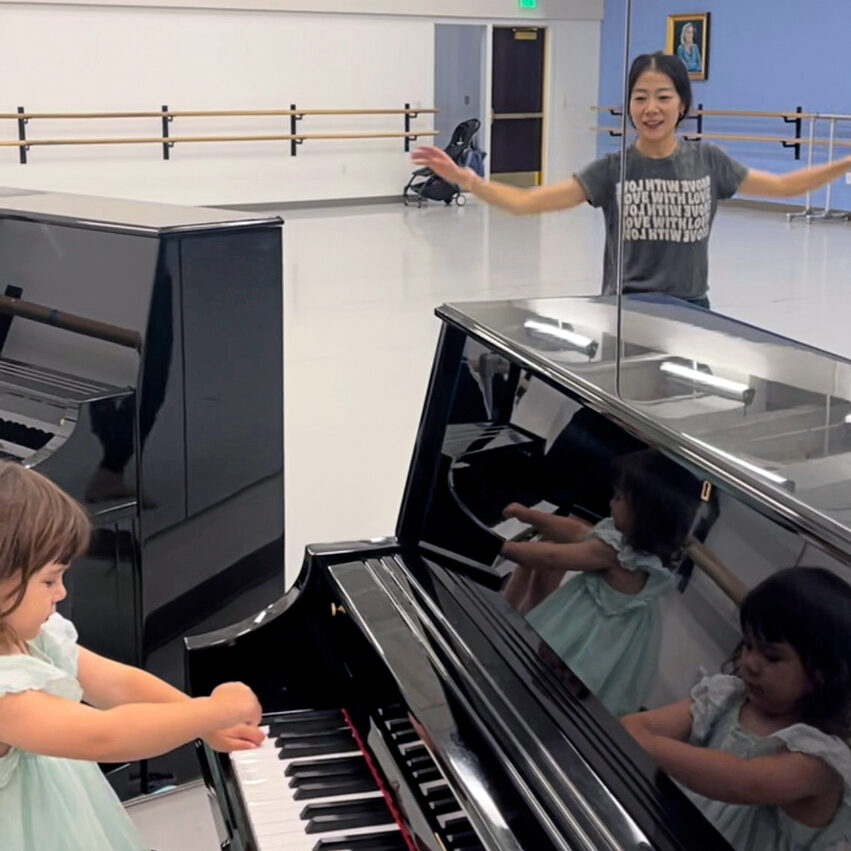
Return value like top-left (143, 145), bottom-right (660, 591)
top-left (666, 13), bottom-right (710, 81)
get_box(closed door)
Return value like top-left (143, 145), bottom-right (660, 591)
top-left (490, 26), bottom-right (546, 187)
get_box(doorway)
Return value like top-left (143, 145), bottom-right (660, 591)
top-left (490, 26), bottom-right (546, 187)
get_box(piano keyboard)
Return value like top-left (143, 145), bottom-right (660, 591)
top-left (230, 708), bottom-right (483, 851)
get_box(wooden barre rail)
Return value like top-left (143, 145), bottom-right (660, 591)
top-left (0, 295), bottom-right (141, 351)
top-left (0, 102), bottom-right (439, 162)
top-left (0, 130), bottom-right (439, 148)
top-left (0, 107), bottom-right (439, 120)
top-left (593, 105), bottom-right (814, 120)
top-left (590, 125), bottom-right (851, 148)
top-left (685, 539), bottom-right (749, 605)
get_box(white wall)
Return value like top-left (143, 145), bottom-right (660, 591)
top-left (0, 0), bottom-right (603, 19)
top-left (0, 2), bottom-right (602, 205)
top-left (434, 25), bottom-right (485, 150)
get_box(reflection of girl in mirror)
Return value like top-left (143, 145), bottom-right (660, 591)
top-left (677, 23), bottom-right (702, 72)
top-left (411, 52), bottom-right (851, 309)
top-left (622, 568), bottom-right (851, 850)
top-left (502, 449), bottom-right (700, 716)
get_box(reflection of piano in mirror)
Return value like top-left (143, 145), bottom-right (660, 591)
top-left (187, 295), bottom-right (851, 851)
top-left (0, 190), bottom-right (284, 683)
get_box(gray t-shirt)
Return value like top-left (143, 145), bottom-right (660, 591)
top-left (575, 141), bottom-right (748, 298)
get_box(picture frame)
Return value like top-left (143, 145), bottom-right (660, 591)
top-left (666, 13), bottom-right (710, 81)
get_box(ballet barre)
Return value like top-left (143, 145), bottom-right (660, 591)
top-left (0, 104), bottom-right (439, 162)
top-left (685, 539), bottom-right (748, 605)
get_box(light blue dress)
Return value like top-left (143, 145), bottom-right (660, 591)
top-left (0, 614), bottom-right (147, 850)
top-left (526, 517), bottom-right (675, 716)
top-left (684, 674), bottom-right (851, 850)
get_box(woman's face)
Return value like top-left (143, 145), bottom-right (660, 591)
top-left (629, 69), bottom-right (683, 144)
top-left (683, 25), bottom-right (694, 45)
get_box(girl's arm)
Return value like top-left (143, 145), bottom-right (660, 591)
top-left (629, 727), bottom-right (840, 807)
top-left (77, 647), bottom-right (264, 751)
top-left (503, 503), bottom-right (593, 543)
top-left (738, 155), bottom-right (851, 198)
top-left (79, 647), bottom-right (191, 708)
top-left (0, 681), bottom-right (262, 763)
top-left (621, 698), bottom-right (694, 742)
top-left (501, 537), bottom-right (616, 573)
top-left (410, 146), bottom-right (588, 215)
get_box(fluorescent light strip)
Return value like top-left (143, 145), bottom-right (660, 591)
top-left (660, 361), bottom-right (752, 399)
top-left (524, 319), bottom-right (596, 353)
top-left (687, 435), bottom-right (792, 489)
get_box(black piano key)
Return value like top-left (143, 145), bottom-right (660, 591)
top-left (425, 791), bottom-right (459, 816)
top-left (301, 798), bottom-right (395, 834)
top-left (277, 731), bottom-right (357, 757)
top-left (389, 728), bottom-right (419, 745)
top-left (444, 825), bottom-right (478, 846)
top-left (441, 815), bottom-right (472, 834)
top-left (294, 774), bottom-right (379, 800)
top-left (274, 708), bottom-right (345, 722)
top-left (384, 718), bottom-right (413, 732)
top-left (271, 717), bottom-right (348, 736)
top-left (312, 831), bottom-right (408, 851)
top-left (403, 750), bottom-right (430, 766)
top-left (412, 764), bottom-right (441, 783)
top-left (286, 755), bottom-right (367, 780)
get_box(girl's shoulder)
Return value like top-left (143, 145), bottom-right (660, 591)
top-left (590, 518), bottom-right (671, 583)
top-left (772, 724), bottom-right (851, 785)
top-left (30, 613), bottom-right (79, 675)
top-left (0, 615), bottom-right (82, 702)
top-left (774, 725), bottom-right (851, 847)
top-left (689, 673), bottom-right (746, 740)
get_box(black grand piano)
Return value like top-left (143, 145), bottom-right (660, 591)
top-left (0, 188), bottom-right (284, 677)
top-left (186, 294), bottom-right (851, 851)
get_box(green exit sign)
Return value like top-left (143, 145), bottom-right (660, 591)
top-left (519, 0), bottom-right (537, 7)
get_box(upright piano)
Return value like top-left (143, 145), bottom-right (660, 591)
top-left (0, 188), bottom-right (284, 677)
top-left (186, 294), bottom-right (851, 851)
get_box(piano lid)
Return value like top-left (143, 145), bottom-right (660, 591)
top-left (438, 295), bottom-right (851, 560)
top-left (0, 188), bottom-right (281, 236)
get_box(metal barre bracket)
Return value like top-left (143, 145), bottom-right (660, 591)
top-left (404, 102), bottom-right (418, 152)
top-left (16, 106), bottom-right (28, 164)
top-left (161, 104), bottom-right (174, 160)
top-left (290, 104), bottom-right (304, 156)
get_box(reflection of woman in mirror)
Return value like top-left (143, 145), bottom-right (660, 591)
top-left (412, 52), bottom-right (851, 309)
top-left (677, 23), bottom-right (702, 72)
top-left (502, 449), bottom-right (700, 716)
top-left (622, 568), bottom-right (851, 850)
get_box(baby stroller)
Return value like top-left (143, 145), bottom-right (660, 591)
top-left (403, 118), bottom-right (485, 207)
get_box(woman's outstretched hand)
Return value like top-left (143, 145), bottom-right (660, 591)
top-left (411, 146), bottom-right (475, 190)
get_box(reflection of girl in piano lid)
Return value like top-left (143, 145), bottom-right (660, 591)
top-left (0, 462), bottom-right (265, 851)
top-left (622, 567), bottom-right (851, 851)
top-left (501, 449), bottom-right (701, 716)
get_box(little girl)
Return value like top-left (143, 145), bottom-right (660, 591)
top-left (622, 567), bottom-right (851, 850)
top-left (502, 448), bottom-right (700, 716)
top-left (0, 462), bottom-right (266, 851)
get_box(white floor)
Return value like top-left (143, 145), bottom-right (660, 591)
top-left (131, 198), bottom-right (851, 849)
top-left (281, 199), bottom-right (851, 587)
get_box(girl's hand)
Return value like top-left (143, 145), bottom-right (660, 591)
top-left (204, 722), bottom-right (266, 753)
top-left (503, 502), bottom-right (529, 521)
top-left (210, 682), bottom-right (263, 727)
top-left (410, 146), bottom-right (475, 190)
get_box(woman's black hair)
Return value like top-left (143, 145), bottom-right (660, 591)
top-left (738, 567), bottom-right (851, 737)
top-left (611, 448), bottom-right (701, 562)
top-left (627, 51), bottom-right (693, 126)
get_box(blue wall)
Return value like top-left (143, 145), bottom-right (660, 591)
top-left (597, 0), bottom-right (851, 209)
